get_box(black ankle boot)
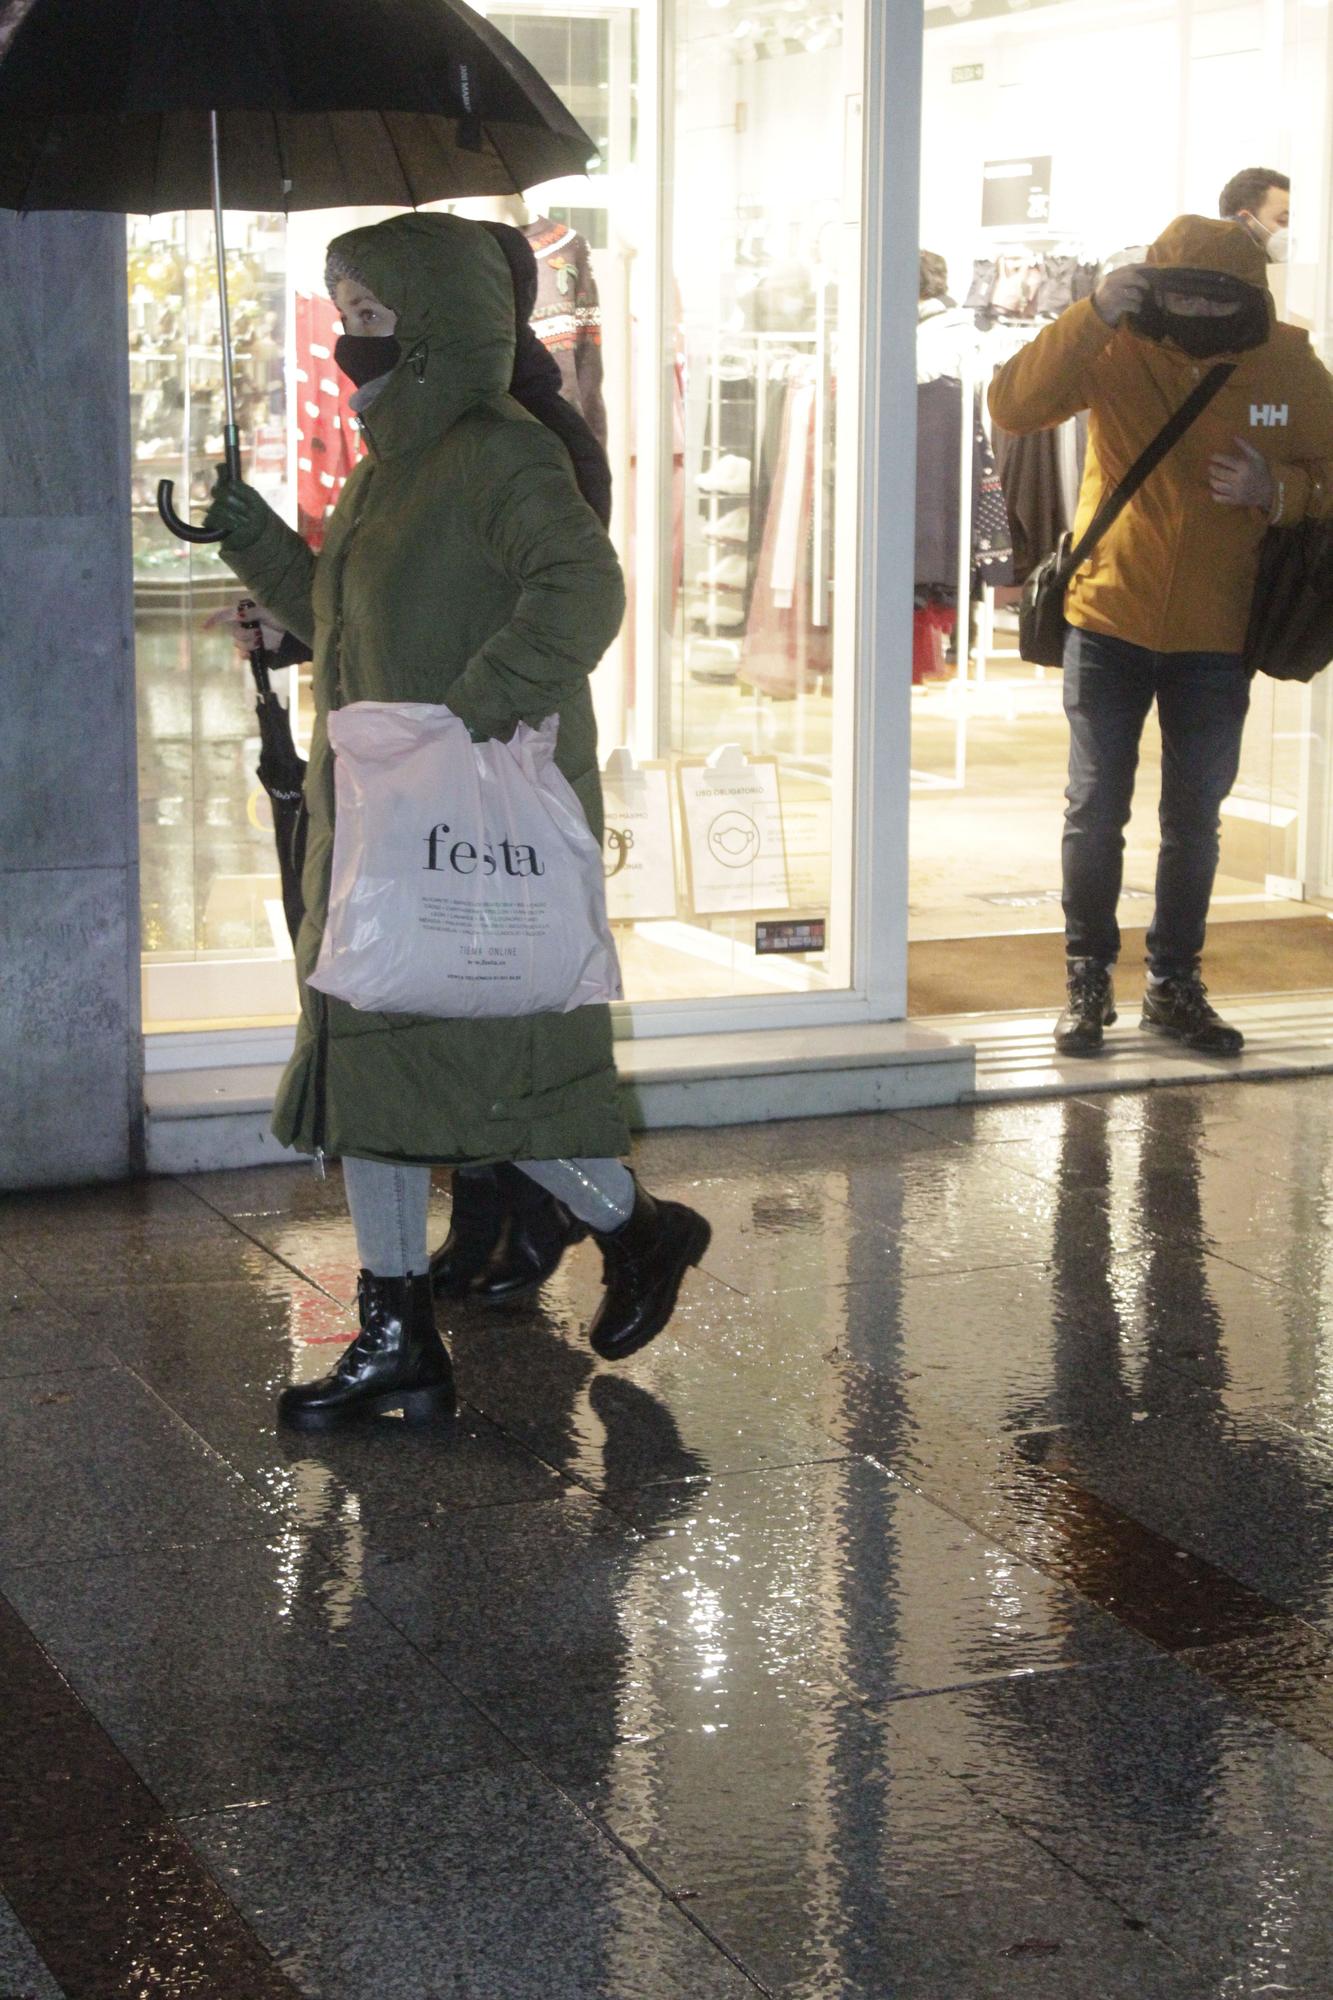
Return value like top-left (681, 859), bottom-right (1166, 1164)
top-left (473, 1174), bottom-right (587, 1303)
top-left (429, 1167), bottom-right (509, 1299)
top-left (278, 1272), bottom-right (456, 1431)
top-left (1055, 958), bottom-right (1117, 1057)
top-left (429, 1166), bottom-right (585, 1303)
top-left (587, 1180), bottom-right (711, 1361)
top-left (1141, 974), bottom-right (1243, 1056)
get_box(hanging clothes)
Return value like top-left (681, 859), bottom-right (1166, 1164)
top-left (293, 293), bottom-right (361, 550)
top-left (914, 376), bottom-right (1014, 593)
top-left (522, 216), bottom-right (607, 446)
top-left (990, 417), bottom-right (1074, 583)
top-left (742, 367), bottom-right (834, 699)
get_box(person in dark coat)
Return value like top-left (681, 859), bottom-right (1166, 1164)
top-left (206, 215), bottom-right (709, 1430)
top-left (433, 224), bottom-right (616, 1306)
top-left (224, 224), bottom-right (617, 1307)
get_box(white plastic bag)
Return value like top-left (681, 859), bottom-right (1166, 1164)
top-left (309, 702), bottom-right (622, 1019)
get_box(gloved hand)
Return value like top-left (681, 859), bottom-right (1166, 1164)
top-left (1209, 437), bottom-right (1275, 512)
top-left (1092, 264), bottom-right (1153, 328)
top-left (202, 467), bottom-right (270, 551)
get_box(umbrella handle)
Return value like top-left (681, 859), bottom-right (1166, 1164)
top-left (156, 425), bottom-right (244, 544)
top-left (156, 481), bottom-right (224, 543)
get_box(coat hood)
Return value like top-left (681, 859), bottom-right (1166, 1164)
top-left (325, 213), bottom-right (516, 457)
top-left (478, 220), bottom-right (540, 327)
top-left (1146, 214), bottom-right (1269, 287)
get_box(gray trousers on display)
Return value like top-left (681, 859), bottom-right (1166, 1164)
top-left (341, 1155), bottom-right (635, 1277)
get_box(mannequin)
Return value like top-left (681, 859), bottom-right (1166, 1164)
top-left (455, 193), bottom-right (606, 441)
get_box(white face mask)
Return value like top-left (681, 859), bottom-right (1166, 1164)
top-left (1246, 213), bottom-right (1290, 264)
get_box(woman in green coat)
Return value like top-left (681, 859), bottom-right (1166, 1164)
top-left (207, 213), bottom-right (709, 1431)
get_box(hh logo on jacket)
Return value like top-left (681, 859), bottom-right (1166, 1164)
top-left (1251, 403), bottom-right (1289, 427)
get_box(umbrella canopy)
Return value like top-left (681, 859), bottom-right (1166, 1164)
top-left (0, 0), bottom-right (598, 537)
top-left (0, 0), bottom-right (597, 211)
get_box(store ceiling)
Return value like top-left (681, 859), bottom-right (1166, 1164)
top-left (926, 0), bottom-right (1267, 24)
top-left (694, 0), bottom-right (842, 59)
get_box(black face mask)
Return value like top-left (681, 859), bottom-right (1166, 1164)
top-left (334, 333), bottom-right (403, 388)
top-left (1130, 268), bottom-right (1269, 359)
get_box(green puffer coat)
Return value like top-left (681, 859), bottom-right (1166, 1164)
top-left (220, 213), bottom-right (630, 1166)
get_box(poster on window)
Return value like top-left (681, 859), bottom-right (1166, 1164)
top-left (677, 757), bottom-right (790, 916)
top-left (601, 762), bottom-right (678, 923)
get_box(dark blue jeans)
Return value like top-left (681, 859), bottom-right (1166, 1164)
top-left (1062, 627), bottom-right (1250, 978)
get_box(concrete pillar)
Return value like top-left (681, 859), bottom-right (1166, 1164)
top-left (0, 210), bottom-right (142, 1189)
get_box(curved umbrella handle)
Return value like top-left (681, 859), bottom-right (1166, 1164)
top-left (156, 424), bottom-right (244, 544)
top-left (156, 479), bottom-right (226, 543)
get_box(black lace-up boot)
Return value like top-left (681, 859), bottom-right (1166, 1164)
top-left (1054, 958), bottom-right (1117, 1057)
top-left (1141, 973), bottom-right (1244, 1056)
top-left (278, 1272), bottom-right (456, 1431)
top-left (587, 1180), bottom-right (711, 1361)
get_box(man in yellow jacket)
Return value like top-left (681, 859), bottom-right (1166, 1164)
top-left (990, 214), bottom-right (1333, 1057)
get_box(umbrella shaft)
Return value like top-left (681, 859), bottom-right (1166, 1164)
top-left (210, 109), bottom-right (237, 439)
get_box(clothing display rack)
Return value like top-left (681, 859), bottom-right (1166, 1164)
top-left (913, 252), bottom-right (1105, 793)
top-left (686, 282), bottom-right (834, 723)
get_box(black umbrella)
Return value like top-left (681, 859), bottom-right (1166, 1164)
top-left (0, 0), bottom-right (597, 538)
top-left (237, 600), bottom-right (308, 948)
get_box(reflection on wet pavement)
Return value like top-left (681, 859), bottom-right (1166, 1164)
top-left (2, 1077), bottom-right (1333, 1994)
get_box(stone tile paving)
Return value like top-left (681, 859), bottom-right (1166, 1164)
top-left (1, 1076), bottom-right (1332, 1995)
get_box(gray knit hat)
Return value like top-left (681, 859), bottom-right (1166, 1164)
top-left (324, 245), bottom-right (373, 299)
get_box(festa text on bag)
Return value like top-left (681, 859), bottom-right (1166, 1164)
top-left (308, 702), bottom-right (622, 1020)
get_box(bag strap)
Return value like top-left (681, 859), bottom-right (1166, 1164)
top-left (1061, 361), bottom-right (1235, 580)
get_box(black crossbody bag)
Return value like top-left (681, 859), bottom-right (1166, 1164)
top-left (1018, 362), bottom-right (1234, 669)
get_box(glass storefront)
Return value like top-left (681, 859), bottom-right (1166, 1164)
top-left (132, 0), bottom-right (867, 1036)
top-left (909, 0), bottom-right (1333, 1007)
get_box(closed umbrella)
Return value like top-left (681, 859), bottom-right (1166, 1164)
top-left (0, 0), bottom-right (597, 537)
top-left (236, 600), bottom-right (308, 947)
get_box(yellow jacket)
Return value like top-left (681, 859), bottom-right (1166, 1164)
top-left (989, 216), bottom-right (1333, 654)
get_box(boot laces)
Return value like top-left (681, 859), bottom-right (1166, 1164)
top-left (1162, 975), bottom-right (1218, 1028)
top-left (1067, 962), bottom-right (1109, 1012)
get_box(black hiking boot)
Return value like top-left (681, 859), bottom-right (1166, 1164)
top-left (1141, 974), bottom-right (1244, 1056)
top-left (278, 1271), bottom-right (456, 1431)
top-left (1054, 959), bottom-right (1117, 1057)
top-left (587, 1180), bottom-right (712, 1361)
top-left (429, 1165), bottom-right (585, 1303)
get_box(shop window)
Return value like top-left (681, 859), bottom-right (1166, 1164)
top-left (909, 0), bottom-right (1333, 1015)
top-left (132, 0), bottom-right (864, 1034)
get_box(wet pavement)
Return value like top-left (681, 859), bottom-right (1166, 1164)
top-left (2, 1076), bottom-right (1333, 1997)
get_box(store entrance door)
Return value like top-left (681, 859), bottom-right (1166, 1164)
top-left (908, 0), bottom-right (1333, 1022)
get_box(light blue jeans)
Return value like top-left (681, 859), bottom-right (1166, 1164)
top-left (342, 1156), bottom-right (635, 1277)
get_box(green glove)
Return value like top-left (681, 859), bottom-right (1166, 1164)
top-left (203, 467), bottom-right (270, 551)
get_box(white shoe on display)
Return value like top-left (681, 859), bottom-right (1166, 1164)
top-left (697, 453), bottom-right (752, 496)
top-left (693, 599), bottom-right (745, 628)
top-left (698, 553), bottom-right (748, 590)
top-left (688, 639), bottom-right (741, 683)
top-left (704, 508), bottom-right (750, 544)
